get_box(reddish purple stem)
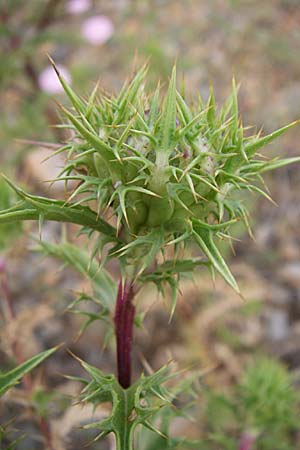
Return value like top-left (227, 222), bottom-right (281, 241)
top-left (114, 279), bottom-right (135, 389)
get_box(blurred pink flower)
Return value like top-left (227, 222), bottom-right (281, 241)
top-left (238, 432), bottom-right (256, 450)
top-left (66, 0), bottom-right (91, 15)
top-left (38, 65), bottom-right (72, 94)
top-left (81, 15), bottom-right (114, 45)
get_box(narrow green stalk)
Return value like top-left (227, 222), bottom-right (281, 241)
top-left (113, 387), bottom-right (135, 450)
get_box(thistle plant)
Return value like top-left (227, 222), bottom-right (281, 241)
top-left (1, 62), bottom-right (300, 449)
top-left (204, 358), bottom-right (300, 449)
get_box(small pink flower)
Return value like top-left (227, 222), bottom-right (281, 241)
top-left (38, 65), bottom-right (72, 94)
top-left (81, 15), bottom-right (114, 45)
top-left (66, 0), bottom-right (91, 15)
top-left (238, 432), bottom-right (256, 450)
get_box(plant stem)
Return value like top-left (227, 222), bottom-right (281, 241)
top-left (38, 417), bottom-right (56, 450)
top-left (114, 279), bottom-right (135, 389)
top-left (36, 0), bottom-right (62, 30)
top-left (114, 387), bottom-right (135, 450)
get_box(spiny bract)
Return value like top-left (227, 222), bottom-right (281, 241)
top-left (45, 62), bottom-right (300, 294)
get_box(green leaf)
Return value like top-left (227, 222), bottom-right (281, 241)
top-left (0, 178), bottom-right (22, 250)
top-left (58, 105), bottom-right (118, 166)
top-left (0, 424), bottom-right (26, 450)
top-left (0, 176), bottom-right (118, 239)
top-left (116, 64), bottom-right (148, 124)
top-left (0, 347), bottom-right (58, 396)
top-left (76, 354), bottom-right (201, 450)
top-left (176, 90), bottom-right (192, 125)
top-left (244, 121), bottom-right (299, 158)
top-left (230, 76), bottom-right (239, 138)
top-left (38, 240), bottom-right (116, 308)
top-left (179, 109), bottom-right (207, 138)
top-left (158, 66), bottom-right (177, 153)
top-left (146, 258), bottom-right (207, 276)
top-left (241, 156), bottom-right (300, 174)
top-left (192, 225), bottom-right (240, 293)
top-left (206, 86), bottom-right (216, 128)
top-left (48, 56), bottom-right (86, 114)
top-left (192, 217), bottom-right (238, 231)
top-left (148, 82), bottom-right (161, 129)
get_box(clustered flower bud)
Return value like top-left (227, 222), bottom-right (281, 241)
top-left (52, 63), bottom-right (299, 294)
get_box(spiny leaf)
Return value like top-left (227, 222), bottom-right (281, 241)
top-left (206, 85), bottom-right (216, 128)
top-left (76, 357), bottom-right (116, 386)
top-left (116, 64), bottom-right (148, 124)
top-left (168, 277), bottom-right (179, 322)
top-left (230, 76), bottom-right (239, 138)
top-left (192, 225), bottom-right (240, 293)
top-left (0, 176), bottom-right (118, 238)
top-left (148, 82), bottom-right (161, 128)
top-left (143, 258), bottom-right (206, 276)
top-left (179, 109), bottom-right (207, 138)
top-left (176, 90), bottom-right (192, 125)
top-left (244, 121), bottom-right (299, 158)
top-left (0, 347), bottom-right (58, 396)
top-left (192, 217), bottom-right (238, 231)
top-left (241, 156), bottom-right (300, 174)
top-left (37, 240), bottom-right (116, 308)
top-left (58, 105), bottom-right (118, 166)
top-left (158, 66), bottom-right (177, 153)
top-left (48, 55), bottom-right (86, 114)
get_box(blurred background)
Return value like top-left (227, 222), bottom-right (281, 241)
top-left (1, 0), bottom-right (300, 449)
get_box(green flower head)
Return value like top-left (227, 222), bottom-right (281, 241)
top-left (3, 61), bottom-right (300, 298)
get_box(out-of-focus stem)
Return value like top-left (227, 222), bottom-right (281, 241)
top-left (39, 417), bottom-right (56, 450)
top-left (114, 279), bottom-right (135, 389)
top-left (36, 0), bottom-right (62, 30)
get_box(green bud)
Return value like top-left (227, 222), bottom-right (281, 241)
top-left (147, 196), bottom-right (174, 228)
top-left (93, 153), bottom-right (110, 178)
